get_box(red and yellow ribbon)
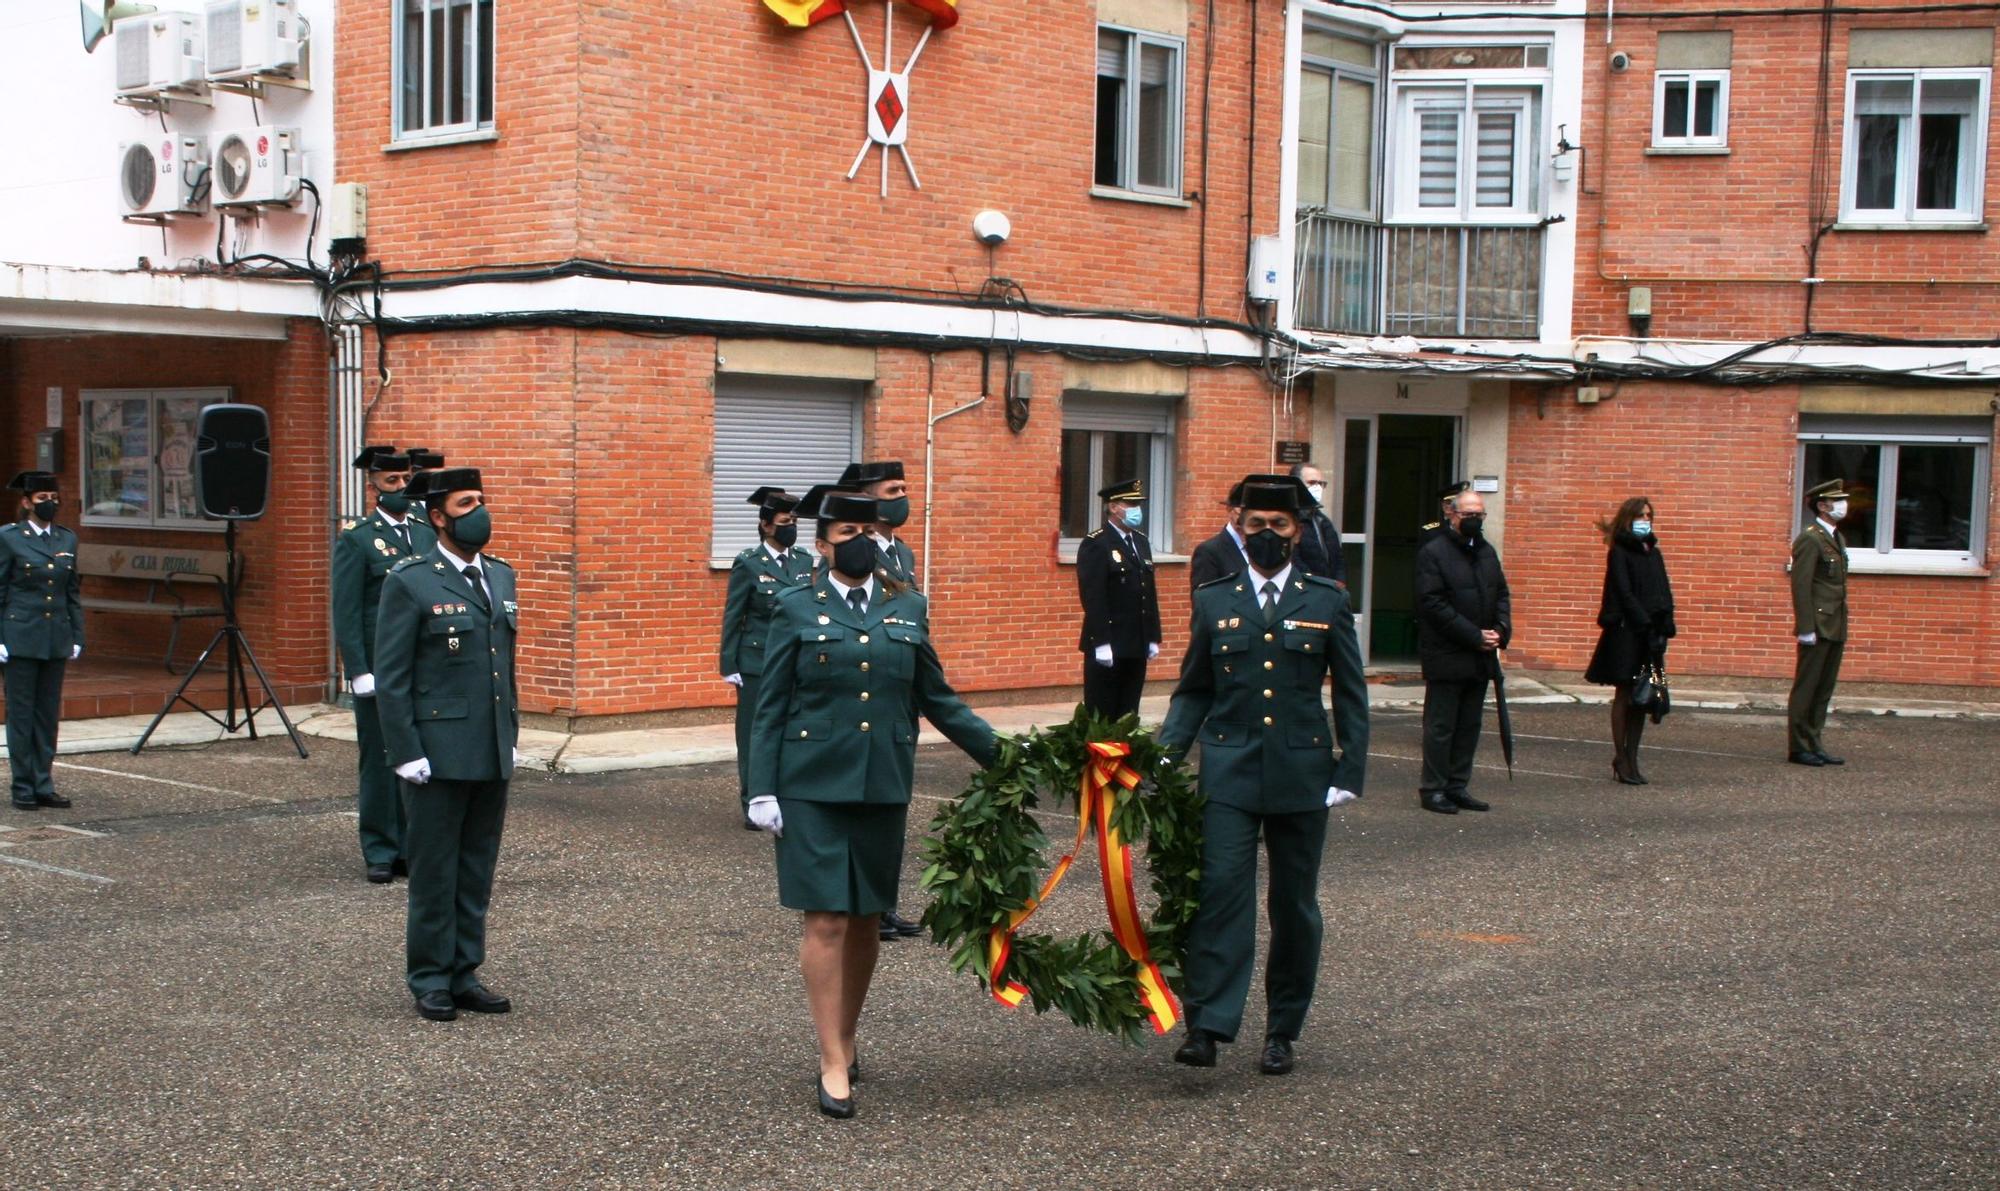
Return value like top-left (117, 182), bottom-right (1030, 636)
top-left (762, 0), bottom-right (960, 29)
top-left (985, 741), bottom-right (1182, 1035)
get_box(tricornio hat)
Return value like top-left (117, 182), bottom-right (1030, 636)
top-left (424, 468), bottom-right (482, 499)
top-left (352, 445), bottom-right (393, 470)
top-left (406, 447), bottom-right (447, 470)
top-left (799, 484), bottom-right (877, 526)
top-left (1805, 478), bottom-right (1848, 503)
top-left (1239, 474), bottom-right (1307, 514)
top-left (1098, 478), bottom-right (1145, 503)
top-left (838, 460), bottom-right (904, 487)
top-left (356, 446), bottom-right (412, 471)
top-left (8, 471), bottom-right (59, 493)
top-left (747, 486), bottom-right (799, 517)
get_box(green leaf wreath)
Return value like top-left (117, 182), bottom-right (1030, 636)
top-left (917, 706), bottom-right (1204, 1043)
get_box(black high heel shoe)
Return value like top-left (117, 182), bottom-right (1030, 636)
top-left (817, 1076), bottom-right (855, 1120)
top-left (848, 1056), bottom-right (862, 1084)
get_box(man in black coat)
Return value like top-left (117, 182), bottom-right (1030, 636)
top-left (1413, 488), bottom-right (1510, 815)
top-left (1188, 481), bottom-right (1248, 590)
top-left (1076, 479), bottom-right (1163, 721)
top-left (1288, 463), bottom-right (1346, 587)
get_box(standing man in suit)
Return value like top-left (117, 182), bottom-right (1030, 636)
top-left (840, 460), bottom-right (919, 589)
top-left (1413, 487), bottom-right (1510, 815)
top-left (1160, 476), bottom-right (1368, 1075)
top-left (1075, 478), bottom-right (1163, 721)
top-left (721, 487), bottom-right (814, 825)
top-left (1788, 478), bottom-right (1851, 767)
top-left (333, 447), bottom-right (439, 882)
top-left (1288, 463), bottom-right (1346, 587)
top-left (375, 467), bottom-right (520, 1022)
top-left (1, 472), bottom-right (83, 811)
top-left (1188, 481), bottom-right (1248, 590)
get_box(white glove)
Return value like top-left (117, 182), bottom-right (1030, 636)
top-left (746, 795), bottom-right (783, 837)
top-left (1146, 642), bottom-right (1160, 660)
top-left (723, 673), bottom-right (743, 687)
top-left (395, 758), bottom-right (432, 785)
top-left (512, 747), bottom-right (524, 767)
top-left (0, 644), bottom-right (9, 663)
top-left (1093, 644), bottom-right (1115, 667)
top-left (1326, 787), bottom-right (1358, 808)
top-left (1797, 632), bottom-right (1817, 646)
top-left (351, 672), bottom-right (376, 697)
top-left (71, 645), bottom-right (83, 660)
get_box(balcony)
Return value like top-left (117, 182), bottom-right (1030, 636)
top-left (1294, 212), bottom-right (1544, 339)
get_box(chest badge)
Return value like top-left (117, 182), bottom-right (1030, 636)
top-left (1111, 549), bottom-right (1124, 564)
top-left (818, 614), bottom-right (831, 625)
top-left (447, 636), bottom-right (462, 653)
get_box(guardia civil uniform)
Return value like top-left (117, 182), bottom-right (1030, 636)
top-left (332, 447), bottom-right (439, 876)
top-left (720, 488), bottom-right (814, 807)
top-left (1788, 478), bottom-right (1850, 764)
top-left (840, 460), bottom-right (921, 590)
top-left (373, 469), bottom-right (519, 1005)
top-left (1159, 480), bottom-right (1369, 1056)
top-left (2, 473), bottom-right (84, 810)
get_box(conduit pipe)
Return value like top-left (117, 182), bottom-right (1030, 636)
top-left (920, 354), bottom-right (984, 593)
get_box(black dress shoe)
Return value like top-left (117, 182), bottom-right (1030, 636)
top-left (1420, 791), bottom-right (1459, 815)
top-left (883, 909), bottom-right (923, 938)
top-left (848, 1055), bottom-right (862, 1084)
top-left (453, 983), bottom-right (511, 1014)
top-left (817, 1076), bottom-right (856, 1119)
top-left (415, 991), bottom-right (458, 1022)
top-left (10, 799), bottom-right (38, 812)
top-left (1259, 1036), bottom-right (1295, 1076)
top-left (1446, 791), bottom-right (1490, 812)
top-left (33, 794), bottom-right (72, 809)
top-left (1173, 1029), bottom-right (1218, 1068)
top-left (366, 863), bottom-right (394, 884)
top-left (1788, 751), bottom-right (1825, 767)
top-left (1814, 752), bottom-right (1845, 765)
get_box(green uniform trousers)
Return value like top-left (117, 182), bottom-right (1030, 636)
top-left (1788, 639), bottom-right (1845, 756)
top-left (352, 696), bottom-right (405, 866)
top-left (1182, 800), bottom-right (1330, 1043)
top-left (5, 656), bottom-right (65, 803)
top-left (733, 675), bottom-right (761, 800)
top-left (402, 777), bottom-right (508, 997)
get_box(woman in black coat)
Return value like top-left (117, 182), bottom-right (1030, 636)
top-left (1585, 497), bottom-right (1676, 784)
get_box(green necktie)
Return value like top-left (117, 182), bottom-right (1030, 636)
top-left (1260, 581), bottom-right (1280, 625)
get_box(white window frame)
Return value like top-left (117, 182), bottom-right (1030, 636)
top-left (78, 388), bottom-right (230, 533)
top-left (1298, 31), bottom-right (1383, 219)
top-left (1387, 73), bottom-right (1546, 224)
top-left (1652, 69), bottom-right (1731, 148)
top-left (1839, 68), bottom-right (1991, 225)
top-left (1059, 396), bottom-right (1178, 556)
top-left (392, 0), bottom-right (497, 144)
top-left (1796, 422), bottom-right (1991, 572)
top-left (1095, 24), bottom-right (1187, 198)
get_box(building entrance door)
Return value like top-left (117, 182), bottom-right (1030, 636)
top-left (1332, 411), bottom-right (1461, 666)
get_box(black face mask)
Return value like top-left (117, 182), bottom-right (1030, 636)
top-left (1458, 514), bottom-right (1486, 542)
top-left (771, 523), bottom-right (799, 550)
top-left (31, 499), bottom-right (58, 522)
top-left (830, 533), bottom-right (877, 581)
top-left (1244, 528), bottom-right (1294, 570)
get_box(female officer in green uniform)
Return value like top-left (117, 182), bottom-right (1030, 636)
top-left (746, 486), bottom-right (997, 1119)
top-left (718, 487), bottom-right (811, 827)
top-left (2, 471), bottom-right (84, 811)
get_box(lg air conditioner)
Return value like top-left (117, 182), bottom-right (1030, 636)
top-left (113, 11), bottom-right (205, 96)
top-left (213, 126), bottom-right (302, 208)
top-left (118, 135), bottom-right (208, 217)
top-left (205, 0), bottom-right (304, 82)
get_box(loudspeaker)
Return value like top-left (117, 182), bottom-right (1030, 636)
top-left (79, 1), bottom-right (156, 53)
top-left (193, 403), bottom-right (271, 520)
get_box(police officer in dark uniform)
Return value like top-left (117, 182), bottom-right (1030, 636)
top-left (2, 472), bottom-right (83, 811)
top-left (721, 487), bottom-right (814, 825)
top-left (333, 447), bottom-right (440, 881)
top-left (1075, 478), bottom-right (1162, 721)
top-left (374, 467), bottom-right (520, 1022)
top-left (839, 461), bottom-right (919, 588)
top-left (1419, 480), bottom-right (1470, 547)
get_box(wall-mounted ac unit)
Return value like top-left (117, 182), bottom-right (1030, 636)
top-left (114, 11), bottom-right (205, 96)
top-left (213, 125), bottom-right (302, 208)
top-left (205, 0), bottom-right (304, 82)
top-left (118, 135), bottom-right (209, 217)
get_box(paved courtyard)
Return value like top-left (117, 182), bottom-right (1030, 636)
top-left (1, 703), bottom-right (1994, 1189)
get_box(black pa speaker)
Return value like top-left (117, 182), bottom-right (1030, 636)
top-left (193, 403), bottom-right (272, 521)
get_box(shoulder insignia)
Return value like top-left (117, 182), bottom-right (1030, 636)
top-left (390, 555), bottom-right (426, 572)
top-left (738, 547), bottom-right (758, 560)
top-left (1303, 573), bottom-right (1344, 590)
top-left (483, 555), bottom-right (512, 569)
top-left (1195, 573), bottom-right (1240, 591)
top-left (339, 518), bottom-right (359, 532)
top-left (1085, 528), bottom-right (1104, 539)
top-left (1421, 521), bottom-right (1442, 531)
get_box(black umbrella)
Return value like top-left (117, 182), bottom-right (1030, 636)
top-left (1488, 652), bottom-right (1515, 779)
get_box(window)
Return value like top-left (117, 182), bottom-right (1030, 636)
top-left (1095, 26), bottom-right (1185, 196)
top-left (1841, 70), bottom-right (1990, 223)
top-left (1653, 70), bottom-right (1729, 147)
top-left (394, 0), bottom-right (496, 141)
top-left (1299, 29), bottom-right (1380, 217)
top-left (710, 376), bottom-right (861, 564)
top-left (79, 388), bottom-right (227, 531)
top-left (1391, 83), bottom-right (1542, 220)
top-left (1798, 416), bottom-right (1991, 569)
top-left (1059, 395), bottom-right (1176, 552)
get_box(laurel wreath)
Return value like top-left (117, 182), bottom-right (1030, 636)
top-left (916, 707), bottom-right (1204, 1043)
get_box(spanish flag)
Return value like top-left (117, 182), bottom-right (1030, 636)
top-left (762, 0), bottom-right (958, 30)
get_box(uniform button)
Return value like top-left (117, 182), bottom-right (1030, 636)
top-left (1264, 632), bottom-right (1274, 642)
top-left (1262, 689), bottom-right (1274, 699)
top-left (860, 662), bottom-right (870, 672)
top-left (799, 729), bottom-right (809, 739)
top-left (1262, 716), bottom-right (1274, 726)
top-left (859, 721), bottom-right (871, 732)
top-left (817, 634), bottom-right (827, 642)
top-left (1263, 660), bottom-right (1274, 670)
top-left (859, 691), bottom-right (871, 701)
top-left (858, 634), bottom-right (870, 644)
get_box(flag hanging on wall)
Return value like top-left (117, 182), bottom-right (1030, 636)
top-left (762, 0), bottom-right (959, 29)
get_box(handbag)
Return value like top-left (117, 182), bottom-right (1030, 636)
top-left (1649, 664), bottom-right (1673, 723)
top-left (1630, 662), bottom-right (1656, 708)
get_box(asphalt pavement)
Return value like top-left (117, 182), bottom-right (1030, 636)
top-left (1, 704), bottom-right (1994, 1189)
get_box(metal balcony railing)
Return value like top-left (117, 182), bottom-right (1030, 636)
top-left (1295, 212), bottom-right (1544, 340)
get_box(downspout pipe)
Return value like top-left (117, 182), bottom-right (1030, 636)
top-left (920, 359), bottom-right (985, 593)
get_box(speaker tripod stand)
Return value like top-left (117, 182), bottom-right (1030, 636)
top-left (131, 521), bottom-right (308, 758)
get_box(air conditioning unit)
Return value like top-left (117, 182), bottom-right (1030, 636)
top-left (118, 135), bottom-right (209, 217)
top-left (205, 0), bottom-right (304, 82)
top-left (114, 11), bottom-right (205, 96)
top-left (212, 126), bottom-right (302, 208)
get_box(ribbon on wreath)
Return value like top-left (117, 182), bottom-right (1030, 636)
top-left (984, 741), bottom-right (1182, 1035)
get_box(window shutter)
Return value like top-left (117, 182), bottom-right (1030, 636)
top-left (711, 376), bottom-right (861, 561)
top-left (1099, 29), bottom-right (1129, 77)
top-left (1418, 110), bottom-right (1460, 207)
top-left (1474, 111), bottom-right (1516, 207)
top-left (1063, 393), bottom-right (1175, 434)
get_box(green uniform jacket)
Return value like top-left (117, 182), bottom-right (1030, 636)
top-left (1789, 522), bottom-right (1848, 642)
top-left (1159, 571), bottom-right (1369, 814)
top-left (748, 577), bottom-right (994, 807)
top-left (0, 522), bottom-right (84, 660)
top-left (875, 535), bottom-right (919, 590)
top-left (332, 510), bottom-right (439, 678)
top-left (374, 549), bottom-right (520, 783)
top-left (719, 542), bottom-right (814, 677)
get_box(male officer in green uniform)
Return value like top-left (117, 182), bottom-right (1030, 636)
top-left (1075, 478), bottom-right (1162, 721)
top-left (839, 460), bottom-right (919, 588)
top-left (374, 467), bottom-right (520, 1022)
top-left (1160, 475), bottom-right (1369, 1076)
top-left (2, 472), bottom-right (84, 811)
top-left (1788, 478), bottom-right (1851, 766)
top-left (721, 487), bottom-right (813, 826)
top-left (333, 446), bottom-right (439, 881)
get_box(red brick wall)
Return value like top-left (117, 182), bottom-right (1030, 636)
top-left (1574, 10), bottom-right (2000, 340)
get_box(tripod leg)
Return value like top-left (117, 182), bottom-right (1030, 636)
top-left (233, 629), bottom-right (309, 759)
top-left (130, 626), bottom-right (232, 754)
top-left (228, 629), bottom-right (258, 740)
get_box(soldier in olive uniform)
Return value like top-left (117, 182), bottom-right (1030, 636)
top-left (720, 487), bottom-right (813, 826)
top-left (333, 447), bottom-right (440, 881)
top-left (1160, 476), bottom-right (1369, 1077)
top-left (374, 468), bottom-right (520, 1022)
top-left (839, 461), bottom-right (919, 588)
top-left (2, 472), bottom-right (84, 811)
top-left (1788, 478), bottom-right (1851, 767)
top-left (745, 488), bottom-right (996, 1119)
top-left (1075, 478), bottom-right (1162, 721)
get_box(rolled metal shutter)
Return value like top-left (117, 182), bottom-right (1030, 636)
top-left (711, 375), bottom-right (861, 562)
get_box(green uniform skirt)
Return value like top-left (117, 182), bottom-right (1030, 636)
top-left (773, 799), bottom-right (908, 915)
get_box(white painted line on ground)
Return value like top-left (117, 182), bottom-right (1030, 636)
top-left (1368, 750), bottom-right (1590, 782)
top-left (1505, 731), bottom-right (1772, 761)
top-left (0, 853), bottom-right (116, 884)
top-left (53, 761), bottom-right (284, 804)
top-left (48, 824), bottom-right (109, 838)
